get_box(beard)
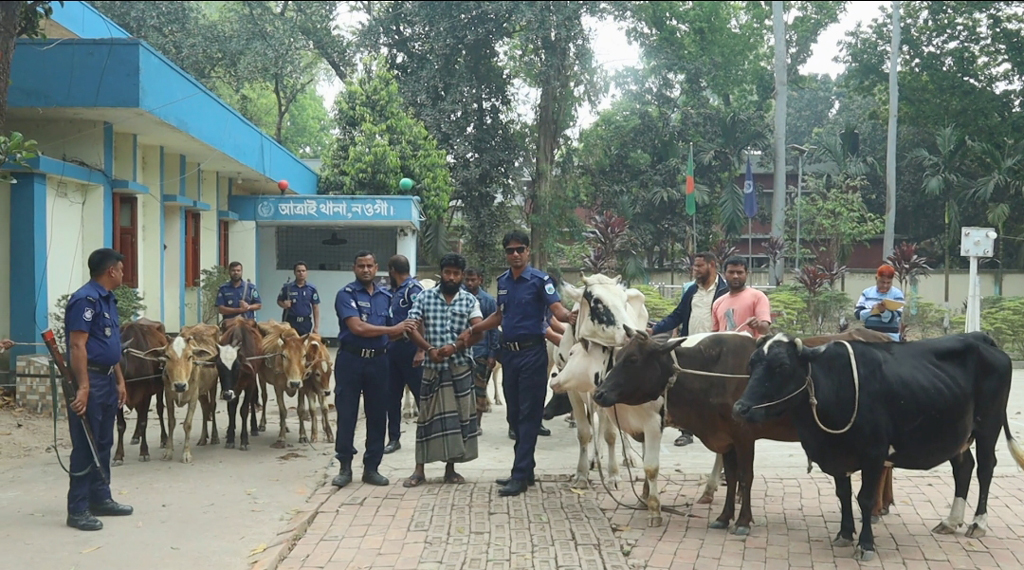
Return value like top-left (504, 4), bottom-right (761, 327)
top-left (440, 279), bottom-right (461, 295)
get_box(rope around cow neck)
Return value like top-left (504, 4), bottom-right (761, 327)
top-left (747, 340), bottom-right (860, 435)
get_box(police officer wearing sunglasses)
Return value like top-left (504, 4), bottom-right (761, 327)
top-left (458, 230), bottom-right (576, 497)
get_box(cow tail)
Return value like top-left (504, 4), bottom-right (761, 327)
top-left (1004, 417), bottom-right (1024, 471)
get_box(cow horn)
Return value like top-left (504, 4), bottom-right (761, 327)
top-left (794, 337), bottom-right (804, 353)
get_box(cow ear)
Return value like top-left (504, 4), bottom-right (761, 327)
top-left (563, 283), bottom-right (583, 303)
top-left (277, 338), bottom-right (285, 348)
top-left (623, 324), bottom-right (649, 341)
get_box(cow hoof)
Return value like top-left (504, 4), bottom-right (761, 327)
top-left (832, 535), bottom-right (854, 547)
top-left (182, 453), bottom-right (192, 464)
top-left (571, 476), bottom-right (589, 490)
top-left (932, 521), bottom-right (959, 535)
top-left (648, 516), bottom-right (663, 528)
top-left (965, 523), bottom-right (987, 539)
top-left (139, 455), bottom-right (150, 462)
top-left (605, 475), bottom-right (621, 490)
top-left (310, 435), bottom-right (318, 443)
top-left (240, 444), bottom-right (249, 451)
top-left (130, 437), bottom-right (141, 445)
top-left (161, 451), bottom-right (173, 461)
top-left (271, 441), bottom-right (287, 449)
top-left (697, 493), bottom-right (714, 505)
top-left (879, 507), bottom-right (890, 516)
top-left (259, 424), bottom-right (267, 432)
top-left (197, 438), bottom-right (208, 447)
top-left (853, 546), bottom-right (875, 561)
top-left (112, 458), bottom-right (123, 467)
top-left (709, 520), bottom-right (730, 530)
top-left (732, 526), bottom-right (750, 536)
top-left (871, 515), bottom-right (880, 524)
top-left (211, 436), bottom-right (220, 445)
top-left (299, 436), bottom-right (309, 444)
top-left (225, 442), bottom-right (235, 449)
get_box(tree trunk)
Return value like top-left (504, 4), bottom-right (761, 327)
top-left (883, 1), bottom-right (900, 260)
top-left (770, 1), bottom-right (788, 285)
top-left (0, 1), bottom-right (21, 132)
top-left (531, 81), bottom-right (557, 271)
top-left (943, 201), bottom-right (950, 303)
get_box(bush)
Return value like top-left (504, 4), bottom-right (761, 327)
top-left (766, 287), bottom-right (811, 334)
top-left (766, 284), bottom-right (852, 336)
top-left (199, 265), bottom-right (230, 324)
top-left (48, 286), bottom-right (147, 348)
top-left (633, 284), bottom-right (679, 322)
top-left (902, 292), bottom-right (952, 340)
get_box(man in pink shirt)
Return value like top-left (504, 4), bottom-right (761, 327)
top-left (712, 257), bottom-right (772, 338)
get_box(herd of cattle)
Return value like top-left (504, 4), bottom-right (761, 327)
top-left (103, 273), bottom-right (1024, 562)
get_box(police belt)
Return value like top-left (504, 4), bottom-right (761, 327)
top-left (288, 316), bottom-right (309, 323)
top-left (86, 362), bottom-right (116, 376)
top-left (502, 336), bottom-right (545, 352)
top-left (340, 344), bottom-right (388, 359)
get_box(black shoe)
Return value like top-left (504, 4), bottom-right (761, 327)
top-left (383, 440), bottom-right (401, 454)
top-left (67, 510), bottom-right (103, 531)
top-left (508, 428), bottom-right (516, 440)
top-left (498, 479), bottom-right (529, 497)
top-left (495, 476), bottom-right (535, 487)
top-left (332, 460), bottom-right (353, 488)
top-left (89, 500), bottom-right (133, 516)
top-left (362, 470), bottom-right (390, 486)
top-left (539, 425), bottom-right (551, 436)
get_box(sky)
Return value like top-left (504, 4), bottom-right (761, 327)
top-left (316, 2), bottom-right (890, 131)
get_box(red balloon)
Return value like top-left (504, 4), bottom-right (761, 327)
top-left (278, 180), bottom-right (289, 191)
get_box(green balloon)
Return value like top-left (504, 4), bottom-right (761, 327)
top-left (399, 178), bottom-right (415, 191)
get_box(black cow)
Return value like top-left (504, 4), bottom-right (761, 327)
top-left (733, 331), bottom-right (1024, 561)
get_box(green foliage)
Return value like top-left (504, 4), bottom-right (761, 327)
top-left (48, 286), bottom-right (146, 348)
top-left (318, 56), bottom-right (453, 221)
top-left (199, 265), bottom-right (229, 325)
top-left (0, 131), bottom-right (39, 184)
top-left (632, 284), bottom-right (677, 322)
top-left (785, 182), bottom-right (884, 265)
top-left (767, 284), bottom-right (852, 336)
top-left (766, 287), bottom-right (811, 334)
top-left (901, 292), bottom-right (951, 341)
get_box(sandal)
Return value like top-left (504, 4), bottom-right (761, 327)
top-left (403, 474), bottom-right (427, 488)
top-left (444, 472), bottom-right (465, 485)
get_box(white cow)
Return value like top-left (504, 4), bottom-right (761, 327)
top-left (552, 274), bottom-right (668, 527)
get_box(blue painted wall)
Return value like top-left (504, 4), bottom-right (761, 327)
top-left (9, 39), bottom-right (319, 195)
top-left (49, 1), bottom-right (132, 39)
top-left (9, 174), bottom-right (49, 358)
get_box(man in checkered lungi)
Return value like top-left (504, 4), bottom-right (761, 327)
top-left (401, 253), bottom-right (485, 487)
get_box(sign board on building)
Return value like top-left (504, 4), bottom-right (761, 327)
top-left (230, 195), bottom-right (422, 227)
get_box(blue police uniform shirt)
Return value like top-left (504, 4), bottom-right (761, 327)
top-left (64, 280), bottom-right (122, 368)
top-left (278, 282), bottom-right (320, 318)
top-left (389, 278), bottom-right (424, 327)
top-left (496, 266), bottom-right (561, 340)
top-left (216, 281), bottom-right (261, 320)
top-left (335, 280), bottom-right (393, 349)
top-left (467, 287), bottom-right (499, 360)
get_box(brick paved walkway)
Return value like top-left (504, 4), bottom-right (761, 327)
top-left (263, 468), bottom-right (1024, 570)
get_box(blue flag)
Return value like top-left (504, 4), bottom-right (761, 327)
top-left (743, 155), bottom-right (757, 218)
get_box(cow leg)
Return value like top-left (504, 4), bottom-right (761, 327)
top-left (209, 394), bottom-right (219, 445)
top-left (298, 388), bottom-right (310, 444)
top-left (832, 474), bottom-right (856, 547)
top-left (872, 465), bottom-right (894, 520)
top-left (491, 365), bottom-right (503, 406)
top-left (163, 392), bottom-right (177, 461)
top-left (129, 404), bottom-right (144, 445)
top-left (320, 388), bottom-right (334, 443)
top-left (157, 390), bottom-right (168, 449)
top-left (258, 376), bottom-right (269, 432)
top-left (568, 391), bottom-right (593, 489)
top-left (114, 406), bottom-right (127, 466)
top-left (970, 438), bottom-right (997, 539)
top-left (698, 454), bottom-right (724, 504)
top-left (308, 391), bottom-right (320, 443)
top-left (933, 450), bottom-right (974, 534)
top-left (198, 394), bottom-right (211, 446)
top-left (642, 417), bottom-right (664, 528)
top-left (240, 386), bottom-right (255, 450)
top-left (272, 384), bottom-right (289, 448)
top-left (136, 397), bottom-right (152, 462)
top-left (225, 397), bottom-right (238, 449)
top-left (181, 397), bottom-right (197, 463)
top-left (599, 408), bottom-right (622, 488)
top-left (854, 464), bottom-right (884, 561)
top-left (733, 443), bottom-right (756, 535)
top-left (250, 383), bottom-right (261, 437)
top-left (711, 449), bottom-right (739, 530)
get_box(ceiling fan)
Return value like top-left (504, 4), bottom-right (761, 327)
top-left (321, 232), bottom-right (348, 246)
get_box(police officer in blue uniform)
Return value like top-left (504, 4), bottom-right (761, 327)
top-left (458, 231), bottom-right (576, 497)
top-left (216, 261), bottom-right (262, 325)
top-left (64, 248), bottom-right (134, 531)
top-left (277, 261), bottom-right (321, 335)
top-left (332, 251), bottom-right (417, 488)
top-left (383, 254), bottom-right (423, 454)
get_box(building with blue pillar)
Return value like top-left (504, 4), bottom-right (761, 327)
top-left (1, 2), bottom-right (423, 370)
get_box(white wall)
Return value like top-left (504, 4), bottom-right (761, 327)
top-left (396, 229), bottom-right (418, 276)
top-left (45, 178), bottom-right (104, 314)
top-left (138, 145), bottom-right (163, 322)
top-left (0, 182), bottom-right (10, 340)
top-left (113, 133), bottom-right (135, 180)
top-left (228, 221), bottom-right (258, 324)
top-left (199, 170), bottom-right (219, 324)
top-left (163, 208), bottom-right (183, 332)
top-left (10, 119), bottom-right (105, 172)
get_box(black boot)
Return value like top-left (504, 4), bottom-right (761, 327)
top-left (362, 470), bottom-right (390, 486)
top-left (332, 459), bottom-right (353, 488)
top-left (67, 510), bottom-right (103, 531)
top-left (383, 440), bottom-right (401, 454)
top-left (495, 476), bottom-right (535, 487)
top-left (90, 500), bottom-right (134, 516)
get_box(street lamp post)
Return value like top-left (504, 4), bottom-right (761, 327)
top-left (788, 144), bottom-right (815, 270)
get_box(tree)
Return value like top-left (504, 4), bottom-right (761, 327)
top-left (318, 56), bottom-right (454, 224)
top-left (771, 1), bottom-right (788, 286)
top-left (882, 1), bottom-right (900, 261)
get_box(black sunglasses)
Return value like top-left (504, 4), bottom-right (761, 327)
top-left (504, 246), bottom-right (527, 255)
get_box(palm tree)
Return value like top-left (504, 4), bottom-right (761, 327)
top-left (883, 1), bottom-right (901, 260)
top-left (967, 138), bottom-right (1024, 294)
top-left (908, 125), bottom-right (972, 304)
top-left (696, 111), bottom-right (771, 239)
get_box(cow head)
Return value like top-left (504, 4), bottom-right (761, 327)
top-left (216, 319), bottom-right (261, 402)
top-left (163, 335), bottom-right (217, 394)
top-left (733, 333), bottom-right (825, 423)
top-left (303, 335), bottom-right (332, 397)
top-left (563, 274), bottom-right (649, 348)
top-left (263, 328), bottom-right (307, 391)
top-left (591, 326), bottom-right (688, 407)
top-left (548, 337), bottom-right (614, 394)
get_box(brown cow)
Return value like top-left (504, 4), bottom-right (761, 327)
top-left (257, 320), bottom-right (309, 448)
top-left (298, 333), bottom-right (334, 444)
top-left (159, 328), bottom-right (219, 463)
top-left (592, 326), bottom-right (895, 536)
top-left (179, 323), bottom-right (222, 447)
top-left (217, 318), bottom-right (263, 450)
top-left (115, 318), bottom-right (169, 464)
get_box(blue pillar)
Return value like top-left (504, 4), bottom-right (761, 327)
top-left (10, 174), bottom-right (49, 359)
top-left (103, 122), bottom-right (114, 249)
